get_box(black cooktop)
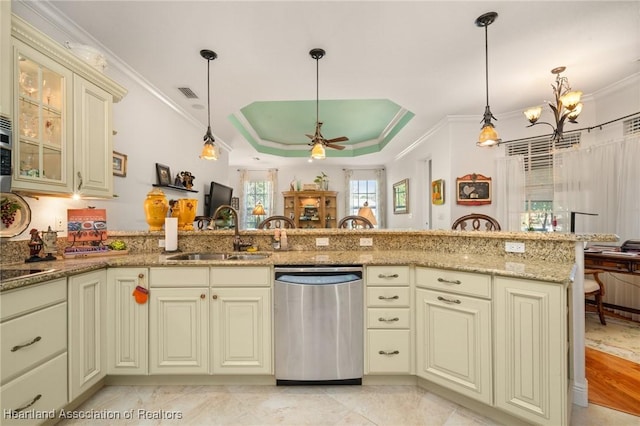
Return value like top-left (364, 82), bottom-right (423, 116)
top-left (0, 268), bottom-right (55, 281)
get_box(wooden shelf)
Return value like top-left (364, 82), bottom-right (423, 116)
top-left (153, 184), bottom-right (198, 193)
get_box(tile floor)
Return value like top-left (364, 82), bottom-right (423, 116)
top-left (57, 383), bottom-right (639, 426)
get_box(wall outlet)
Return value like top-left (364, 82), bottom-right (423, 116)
top-left (315, 237), bottom-right (329, 247)
top-left (359, 237), bottom-right (373, 247)
top-left (505, 241), bottom-right (525, 253)
top-left (158, 239), bottom-right (166, 248)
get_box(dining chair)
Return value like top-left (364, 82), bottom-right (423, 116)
top-left (451, 213), bottom-right (501, 231)
top-left (584, 268), bottom-right (607, 325)
top-left (258, 216), bottom-right (296, 229)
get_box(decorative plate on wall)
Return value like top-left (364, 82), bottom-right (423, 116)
top-left (0, 193), bottom-right (32, 238)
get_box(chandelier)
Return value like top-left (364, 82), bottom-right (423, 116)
top-left (523, 66), bottom-right (583, 142)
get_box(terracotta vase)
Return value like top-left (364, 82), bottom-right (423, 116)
top-left (143, 188), bottom-right (169, 231)
top-left (177, 198), bottom-right (198, 231)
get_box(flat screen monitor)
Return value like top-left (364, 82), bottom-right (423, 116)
top-left (205, 181), bottom-right (233, 218)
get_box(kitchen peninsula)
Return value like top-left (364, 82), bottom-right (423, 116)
top-left (0, 229), bottom-right (618, 426)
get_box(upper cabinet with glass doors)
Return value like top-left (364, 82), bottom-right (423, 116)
top-left (11, 15), bottom-right (127, 197)
top-left (15, 42), bottom-right (72, 191)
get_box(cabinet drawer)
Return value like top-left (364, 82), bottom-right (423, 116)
top-left (367, 308), bottom-right (410, 329)
top-left (367, 287), bottom-right (410, 307)
top-left (1, 302), bottom-right (67, 384)
top-left (150, 267), bottom-right (209, 287)
top-left (366, 266), bottom-right (410, 286)
top-left (1, 279), bottom-right (66, 321)
top-left (0, 352), bottom-right (68, 424)
top-left (211, 267), bottom-right (271, 287)
top-left (416, 267), bottom-right (491, 299)
top-left (367, 330), bottom-right (411, 374)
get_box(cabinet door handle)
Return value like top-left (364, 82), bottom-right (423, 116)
top-left (378, 273), bottom-right (399, 279)
top-left (378, 350), bottom-right (400, 355)
top-left (212, 295), bottom-right (218, 300)
top-left (437, 277), bottom-right (461, 285)
top-left (11, 336), bottom-right (42, 352)
top-left (437, 296), bottom-right (461, 304)
top-left (77, 171), bottom-right (83, 191)
top-left (138, 273), bottom-right (145, 279)
top-left (12, 394), bottom-right (41, 413)
top-left (200, 294), bottom-right (206, 299)
top-left (378, 317), bottom-right (399, 322)
top-left (378, 295), bottom-right (399, 300)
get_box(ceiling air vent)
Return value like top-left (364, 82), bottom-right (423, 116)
top-left (178, 87), bottom-right (198, 99)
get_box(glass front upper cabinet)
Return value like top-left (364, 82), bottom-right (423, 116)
top-left (14, 41), bottom-right (72, 192)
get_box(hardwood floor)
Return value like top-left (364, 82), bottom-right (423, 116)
top-left (586, 347), bottom-right (640, 417)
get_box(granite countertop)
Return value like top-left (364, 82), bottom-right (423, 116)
top-left (0, 250), bottom-right (575, 292)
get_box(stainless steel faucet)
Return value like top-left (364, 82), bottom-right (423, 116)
top-left (209, 205), bottom-right (243, 251)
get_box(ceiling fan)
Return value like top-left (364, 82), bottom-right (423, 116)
top-left (307, 48), bottom-right (348, 159)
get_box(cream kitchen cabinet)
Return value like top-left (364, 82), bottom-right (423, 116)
top-left (415, 267), bottom-right (493, 405)
top-left (106, 267), bottom-right (148, 375)
top-left (149, 267), bottom-right (209, 374)
top-left (0, 278), bottom-right (68, 424)
top-left (365, 266), bottom-right (412, 374)
top-left (210, 267), bottom-right (272, 374)
top-left (11, 15), bottom-right (126, 197)
top-left (494, 276), bottom-right (569, 426)
top-left (68, 270), bottom-right (107, 400)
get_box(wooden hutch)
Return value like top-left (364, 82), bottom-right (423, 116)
top-left (283, 191), bottom-right (337, 229)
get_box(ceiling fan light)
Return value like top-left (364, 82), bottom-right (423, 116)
top-left (559, 90), bottom-right (582, 110)
top-left (311, 142), bottom-right (326, 159)
top-left (477, 124), bottom-right (501, 147)
top-left (524, 106), bottom-right (542, 124)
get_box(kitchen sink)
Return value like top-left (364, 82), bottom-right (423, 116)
top-left (165, 252), bottom-right (270, 261)
top-left (227, 253), bottom-right (270, 260)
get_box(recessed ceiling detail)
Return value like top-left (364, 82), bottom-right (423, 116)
top-left (230, 99), bottom-right (414, 158)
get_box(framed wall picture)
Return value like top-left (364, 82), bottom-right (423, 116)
top-left (156, 163), bottom-right (172, 186)
top-left (112, 151), bottom-right (127, 177)
top-left (456, 173), bottom-right (491, 205)
top-left (393, 178), bottom-right (409, 214)
top-left (432, 179), bottom-right (444, 205)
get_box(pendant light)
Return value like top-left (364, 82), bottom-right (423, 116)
top-left (200, 49), bottom-right (219, 160)
top-left (310, 48), bottom-right (326, 160)
top-left (475, 12), bottom-right (501, 147)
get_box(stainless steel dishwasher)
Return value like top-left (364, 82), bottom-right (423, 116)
top-left (274, 266), bottom-right (363, 385)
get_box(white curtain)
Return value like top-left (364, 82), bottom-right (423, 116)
top-left (495, 155), bottom-right (526, 231)
top-left (238, 169), bottom-right (249, 227)
top-left (267, 168), bottom-right (278, 215)
top-left (553, 135), bottom-right (640, 320)
top-left (553, 136), bottom-right (639, 238)
top-left (376, 168), bottom-right (387, 228)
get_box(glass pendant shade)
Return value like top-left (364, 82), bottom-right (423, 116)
top-left (567, 103), bottom-right (583, 121)
top-left (311, 142), bottom-right (326, 159)
top-left (200, 140), bottom-right (218, 160)
top-left (524, 106), bottom-right (543, 124)
top-left (559, 90), bottom-right (582, 110)
top-left (477, 124), bottom-right (501, 147)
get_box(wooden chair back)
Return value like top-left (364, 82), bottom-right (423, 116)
top-left (451, 213), bottom-right (501, 231)
top-left (338, 215), bottom-right (374, 229)
top-left (258, 216), bottom-right (296, 229)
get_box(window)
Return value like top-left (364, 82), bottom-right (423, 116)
top-left (624, 116), bottom-right (640, 135)
top-left (243, 180), bottom-right (272, 229)
top-left (349, 179), bottom-right (378, 218)
top-left (506, 134), bottom-right (580, 231)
